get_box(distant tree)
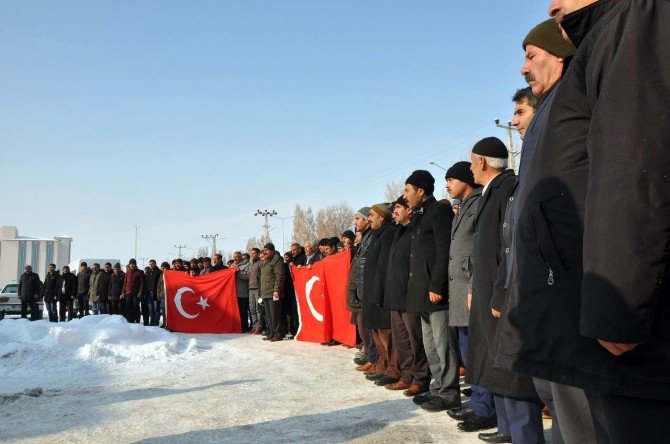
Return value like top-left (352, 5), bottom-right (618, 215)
top-left (245, 237), bottom-right (261, 252)
top-left (384, 178), bottom-right (406, 202)
top-left (196, 246), bottom-right (208, 258)
top-left (291, 204), bottom-right (317, 246)
top-left (316, 202), bottom-right (354, 240)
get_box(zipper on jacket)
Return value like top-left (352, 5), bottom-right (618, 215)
top-left (547, 264), bottom-right (555, 286)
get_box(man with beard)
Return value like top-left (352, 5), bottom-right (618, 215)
top-left (404, 170), bottom-right (459, 413)
top-left (384, 196), bottom-right (430, 396)
top-left (42, 263), bottom-right (60, 322)
top-left (494, 1), bottom-right (670, 441)
top-left (463, 137), bottom-right (542, 442)
top-left (57, 265), bottom-right (77, 321)
top-left (290, 243), bottom-right (307, 266)
top-left (363, 203), bottom-right (401, 387)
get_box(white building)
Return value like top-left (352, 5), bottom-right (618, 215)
top-left (0, 226), bottom-right (73, 286)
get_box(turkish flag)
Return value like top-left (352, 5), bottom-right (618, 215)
top-left (163, 269), bottom-right (241, 334)
top-left (293, 251), bottom-right (356, 346)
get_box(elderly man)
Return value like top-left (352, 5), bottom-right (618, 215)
top-left (303, 241), bottom-right (321, 266)
top-left (404, 170), bottom-right (459, 413)
top-left (495, 1), bottom-right (670, 441)
top-left (247, 248), bottom-right (265, 334)
top-left (462, 137), bottom-right (542, 443)
top-left (231, 251), bottom-right (251, 332)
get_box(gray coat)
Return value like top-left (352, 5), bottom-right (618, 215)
top-left (448, 188), bottom-right (482, 327)
top-left (234, 259), bottom-right (250, 298)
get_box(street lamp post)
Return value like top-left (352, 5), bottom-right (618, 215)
top-left (429, 161), bottom-right (448, 171)
top-left (270, 214), bottom-right (295, 253)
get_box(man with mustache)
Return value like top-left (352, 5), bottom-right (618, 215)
top-left (496, 1), bottom-right (670, 442)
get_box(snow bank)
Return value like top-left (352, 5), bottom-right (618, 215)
top-left (0, 315), bottom-right (203, 367)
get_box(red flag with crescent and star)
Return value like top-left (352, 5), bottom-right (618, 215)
top-left (163, 269), bottom-right (241, 334)
top-left (292, 251), bottom-right (356, 346)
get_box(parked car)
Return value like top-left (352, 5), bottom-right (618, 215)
top-left (0, 283), bottom-right (44, 317)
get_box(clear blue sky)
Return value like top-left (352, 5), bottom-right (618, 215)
top-left (1, 0), bottom-right (550, 263)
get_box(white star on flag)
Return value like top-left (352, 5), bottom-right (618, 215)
top-left (197, 296), bottom-right (210, 310)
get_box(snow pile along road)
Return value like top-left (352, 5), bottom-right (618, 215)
top-left (0, 315), bottom-right (203, 368)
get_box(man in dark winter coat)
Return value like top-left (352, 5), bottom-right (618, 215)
top-left (495, 21), bottom-right (596, 444)
top-left (231, 251), bottom-right (251, 332)
top-left (247, 248), bottom-right (265, 334)
top-left (97, 263), bottom-right (113, 315)
top-left (76, 262), bottom-right (92, 318)
top-left (404, 170), bottom-right (460, 412)
top-left (123, 259), bottom-right (145, 323)
top-left (260, 243), bottom-right (285, 341)
top-left (384, 196), bottom-right (430, 396)
top-left (442, 163), bottom-right (491, 424)
top-left (349, 208), bottom-right (377, 373)
top-left (495, 1), bottom-right (670, 440)
top-left (303, 242), bottom-right (321, 266)
top-left (57, 265), bottom-right (77, 321)
top-left (42, 264), bottom-right (60, 322)
top-left (363, 203), bottom-right (401, 387)
top-left (18, 265), bottom-right (41, 321)
top-left (290, 243), bottom-right (307, 267)
top-left (144, 260), bottom-right (162, 326)
top-left (108, 263), bottom-right (125, 316)
top-left (462, 137), bottom-right (542, 442)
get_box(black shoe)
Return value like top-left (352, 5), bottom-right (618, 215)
top-left (477, 431), bottom-right (512, 443)
top-left (353, 357), bottom-right (368, 365)
top-left (365, 373), bottom-right (384, 381)
top-left (374, 376), bottom-right (399, 386)
top-left (457, 414), bottom-right (498, 432)
top-left (447, 406), bottom-right (474, 420)
top-left (462, 388), bottom-right (473, 397)
top-left (420, 397), bottom-right (461, 412)
top-left (413, 392), bottom-right (433, 405)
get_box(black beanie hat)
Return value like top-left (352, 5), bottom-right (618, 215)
top-left (341, 230), bottom-right (355, 242)
top-left (405, 170), bottom-right (435, 196)
top-left (445, 161), bottom-right (477, 188)
top-left (394, 195), bottom-right (409, 208)
top-left (523, 19), bottom-right (576, 59)
top-left (471, 137), bottom-right (509, 159)
top-left (128, 258), bottom-right (137, 265)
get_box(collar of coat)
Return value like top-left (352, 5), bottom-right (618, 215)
top-left (561, 0), bottom-right (617, 48)
top-left (418, 195), bottom-right (436, 214)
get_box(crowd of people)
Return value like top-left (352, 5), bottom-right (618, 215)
top-left (11, 2), bottom-right (670, 442)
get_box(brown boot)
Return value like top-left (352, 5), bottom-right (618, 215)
top-left (356, 362), bottom-right (374, 372)
top-left (385, 380), bottom-right (410, 391)
top-left (403, 384), bottom-right (428, 397)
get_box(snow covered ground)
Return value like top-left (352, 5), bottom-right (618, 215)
top-left (0, 316), bottom-right (550, 443)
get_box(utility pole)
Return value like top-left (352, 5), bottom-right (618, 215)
top-left (255, 210), bottom-right (277, 242)
top-left (495, 118), bottom-right (521, 172)
top-left (270, 213), bottom-right (295, 253)
top-left (133, 224), bottom-right (140, 259)
top-left (174, 244), bottom-right (187, 259)
top-left (138, 257), bottom-right (149, 268)
top-left (201, 234), bottom-right (220, 257)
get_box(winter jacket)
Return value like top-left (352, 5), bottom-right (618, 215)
top-left (157, 273), bottom-right (165, 300)
top-left (56, 272), bottom-right (78, 299)
top-left (41, 271), bottom-right (60, 302)
top-left (88, 270), bottom-right (102, 302)
top-left (248, 258), bottom-right (262, 290)
top-left (362, 222), bottom-right (394, 330)
top-left (448, 188), bottom-right (482, 327)
top-left (384, 224), bottom-right (412, 311)
top-left (292, 251), bottom-right (307, 267)
top-left (306, 253), bottom-right (321, 266)
top-left (144, 267), bottom-right (162, 299)
top-left (18, 271), bottom-right (42, 302)
top-left (97, 270), bottom-right (112, 301)
top-left (353, 228), bottom-right (374, 301)
top-left (466, 170), bottom-right (536, 399)
top-left (77, 268), bottom-right (91, 295)
top-left (260, 253), bottom-right (285, 299)
top-left (406, 195), bottom-right (453, 313)
top-left (234, 259), bottom-right (250, 298)
top-left (109, 271), bottom-right (125, 300)
top-left (496, 0), bottom-right (670, 401)
top-left (123, 268), bottom-right (145, 296)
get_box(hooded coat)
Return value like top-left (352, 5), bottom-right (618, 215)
top-left (495, 0), bottom-right (670, 401)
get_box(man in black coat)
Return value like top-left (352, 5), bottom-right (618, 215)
top-left (18, 265), bottom-right (41, 321)
top-left (42, 264), bottom-right (60, 322)
top-left (56, 265), bottom-right (77, 321)
top-left (495, 1), bottom-right (670, 440)
top-left (108, 263), bottom-right (125, 316)
top-left (98, 263), bottom-right (113, 315)
top-left (404, 170), bottom-right (460, 412)
top-left (144, 259), bottom-right (162, 326)
top-left (384, 196), bottom-right (430, 396)
top-left (462, 137), bottom-right (542, 442)
top-left (363, 203), bottom-right (400, 387)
